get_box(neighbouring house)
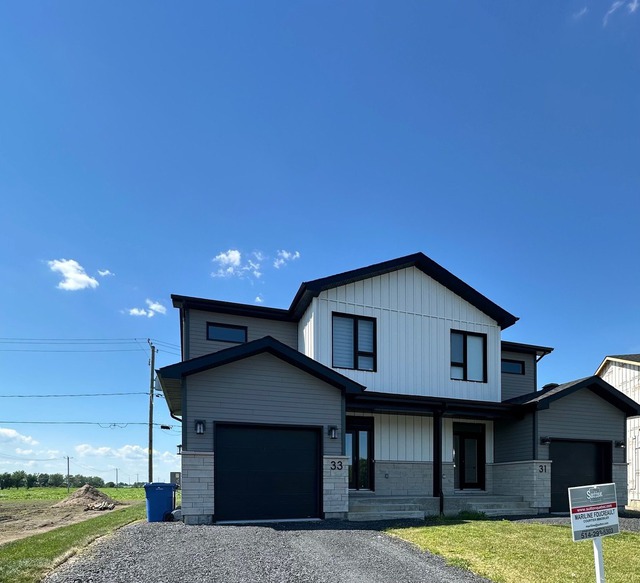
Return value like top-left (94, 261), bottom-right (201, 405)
top-left (596, 354), bottom-right (640, 510)
top-left (156, 253), bottom-right (640, 523)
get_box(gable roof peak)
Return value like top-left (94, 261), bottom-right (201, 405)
top-left (290, 252), bottom-right (518, 329)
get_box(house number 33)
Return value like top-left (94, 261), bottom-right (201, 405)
top-left (330, 461), bottom-right (344, 470)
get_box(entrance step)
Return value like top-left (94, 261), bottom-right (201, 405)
top-left (348, 510), bottom-right (425, 521)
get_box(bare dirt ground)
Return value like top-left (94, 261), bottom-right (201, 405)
top-left (0, 486), bottom-right (127, 546)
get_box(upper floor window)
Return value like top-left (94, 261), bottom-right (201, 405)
top-left (501, 359), bottom-right (525, 375)
top-left (451, 330), bottom-right (486, 382)
top-left (332, 313), bottom-right (376, 371)
top-left (207, 322), bottom-right (247, 344)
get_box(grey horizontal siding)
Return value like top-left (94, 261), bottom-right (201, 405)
top-left (187, 309), bottom-right (298, 358)
top-left (501, 351), bottom-right (536, 401)
top-left (185, 352), bottom-right (342, 456)
top-left (494, 415), bottom-right (533, 462)
top-left (538, 389), bottom-right (626, 463)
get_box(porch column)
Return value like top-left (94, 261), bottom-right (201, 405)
top-left (433, 411), bottom-right (443, 514)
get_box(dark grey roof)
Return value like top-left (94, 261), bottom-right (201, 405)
top-left (506, 375), bottom-right (640, 417)
top-left (173, 252), bottom-right (518, 329)
top-left (606, 354), bottom-right (640, 363)
top-left (157, 335), bottom-right (365, 394)
top-left (501, 341), bottom-right (554, 358)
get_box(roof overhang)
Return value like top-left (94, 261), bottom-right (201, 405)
top-left (501, 340), bottom-right (554, 362)
top-left (347, 391), bottom-right (523, 420)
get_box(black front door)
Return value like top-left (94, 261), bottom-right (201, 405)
top-left (346, 417), bottom-right (374, 490)
top-left (453, 423), bottom-right (486, 490)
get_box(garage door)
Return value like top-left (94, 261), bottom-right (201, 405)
top-left (215, 424), bottom-right (321, 521)
top-left (550, 441), bottom-right (611, 512)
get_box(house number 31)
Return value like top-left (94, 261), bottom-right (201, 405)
top-left (330, 461), bottom-right (344, 470)
top-left (538, 465), bottom-right (548, 473)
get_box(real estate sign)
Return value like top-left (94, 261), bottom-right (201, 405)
top-left (568, 483), bottom-right (619, 543)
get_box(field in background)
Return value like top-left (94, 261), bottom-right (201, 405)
top-left (0, 486), bottom-right (146, 502)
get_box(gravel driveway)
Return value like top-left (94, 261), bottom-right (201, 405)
top-left (43, 520), bottom-right (490, 583)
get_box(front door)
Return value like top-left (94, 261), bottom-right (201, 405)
top-left (346, 417), bottom-right (374, 490)
top-left (453, 423), bottom-right (486, 490)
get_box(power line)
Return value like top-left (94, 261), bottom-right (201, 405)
top-left (0, 421), bottom-right (175, 428)
top-left (0, 392), bottom-right (147, 398)
top-left (0, 348), bottom-right (146, 353)
top-left (0, 452), bottom-right (60, 462)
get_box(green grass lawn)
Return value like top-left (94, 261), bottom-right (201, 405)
top-left (388, 518), bottom-right (640, 583)
top-left (0, 502), bottom-right (145, 583)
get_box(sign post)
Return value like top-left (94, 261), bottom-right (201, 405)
top-left (568, 483), bottom-right (620, 583)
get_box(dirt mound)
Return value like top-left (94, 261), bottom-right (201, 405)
top-left (53, 484), bottom-right (123, 508)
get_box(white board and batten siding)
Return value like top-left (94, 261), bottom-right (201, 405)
top-left (186, 352), bottom-right (343, 456)
top-left (300, 267), bottom-right (502, 402)
top-left (599, 361), bottom-right (640, 502)
top-left (187, 309), bottom-right (298, 359)
top-left (350, 412), bottom-right (493, 463)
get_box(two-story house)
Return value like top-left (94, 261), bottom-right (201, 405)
top-left (157, 253), bottom-right (640, 523)
top-left (596, 355), bottom-right (640, 510)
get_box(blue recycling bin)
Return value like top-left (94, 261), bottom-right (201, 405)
top-left (144, 482), bottom-right (176, 522)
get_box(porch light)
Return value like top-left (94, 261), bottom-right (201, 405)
top-left (615, 441), bottom-right (625, 449)
top-left (540, 436), bottom-right (551, 446)
top-left (195, 420), bottom-right (206, 435)
top-left (328, 425), bottom-right (338, 440)
top-left (177, 445), bottom-right (182, 455)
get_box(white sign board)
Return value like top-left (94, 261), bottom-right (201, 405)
top-left (568, 483), bottom-right (619, 543)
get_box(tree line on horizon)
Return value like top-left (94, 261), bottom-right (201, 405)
top-left (0, 471), bottom-right (136, 489)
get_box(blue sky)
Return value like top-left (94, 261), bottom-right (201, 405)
top-left (1, 2), bottom-right (639, 482)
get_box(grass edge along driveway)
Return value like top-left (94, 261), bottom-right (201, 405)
top-left (388, 518), bottom-right (640, 583)
top-left (0, 503), bottom-right (145, 583)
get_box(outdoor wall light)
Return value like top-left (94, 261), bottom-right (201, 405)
top-left (177, 445), bottom-right (182, 455)
top-left (195, 420), bottom-right (206, 435)
top-left (328, 425), bottom-right (338, 440)
top-left (615, 441), bottom-right (625, 449)
top-left (540, 436), bottom-right (552, 446)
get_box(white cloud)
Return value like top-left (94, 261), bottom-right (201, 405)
top-left (0, 427), bottom-right (39, 446)
top-left (572, 6), bottom-right (588, 19)
top-left (75, 443), bottom-right (179, 465)
top-left (212, 249), bottom-right (262, 279)
top-left (48, 259), bottom-right (99, 291)
top-left (128, 299), bottom-right (167, 318)
top-left (255, 294), bottom-right (264, 304)
top-left (129, 308), bottom-right (148, 317)
top-left (603, 0), bottom-right (638, 24)
top-left (273, 250), bottom-right (301, 269)
top-left (98, 269), bottom-right (114, 277)
top-left (146, 299), bottom-right (167, 315)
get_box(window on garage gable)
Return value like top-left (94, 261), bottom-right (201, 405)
top-left (332, 313), bottom-right (376, 371)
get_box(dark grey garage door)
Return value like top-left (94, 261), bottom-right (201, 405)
top-left (550, 440), bottom-right (612, 512)
top-left (215, 424), bottom-right (321, 521)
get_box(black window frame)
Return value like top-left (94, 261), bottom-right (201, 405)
top-left (206, 322), bottom-right (248, 344)
top-left (332, 312), bottom-right (377, 372)
top-left (501, 358), bottom-right (525, 375)
top-left (450, 330), bottom-right (487, 383)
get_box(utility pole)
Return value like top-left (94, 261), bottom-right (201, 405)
top-left (115, 468), bottom-right (119, 488)
top-left (148, 339), bottom-right (157, 483)
top-left (65, 456), bottom-right (71, 493)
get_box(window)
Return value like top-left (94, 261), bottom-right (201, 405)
top-left (332, 313), bottom-right (376, 371)
top-left (207, 322), bottom-right (247, 343)
top-left (501, 359), bottom-right (525, 375)
top-left (450, 330), bottom-right (487, 382)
